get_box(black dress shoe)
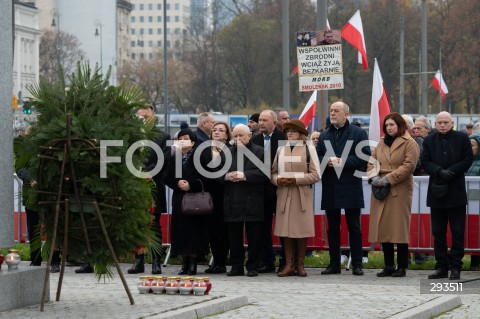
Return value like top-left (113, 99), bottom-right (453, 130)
top-left (391, 267), bottom-right (406, 277)
top-left (247, 270), bottom-right (258, 277)
top-left (188, 257), bottom-right (197, 275)
top-left (428, 269), bottom-right (448, 279)
top-left (321, 265), bottom-right (341, 275)
top-left (449, 269), bottom-right (461, 280)
top-left (376, 266), bottom-right (395, 277)
top-left (211, 265), bottom-right (226, 274)
top-left (127, 261), bottom-right (145, 274)
top-left (227, 267), bottom-right (244, 276)
top-left (151, 260), bottom-right (162, 274)
top-left (75, 263), bottom-right (94, 273)
top-left (352, 266), bottom-right (364, 276)
top-left (205, 265), bottom-right (215, 274)
top-left (257, 264), bottom-right (276, 273)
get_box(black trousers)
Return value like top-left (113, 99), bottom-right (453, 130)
top-left (431, 206), bottom-right (466, 271)
top-left (325, 208), bottom-right (363, 268)
top-left (26, 208), bottom-right (42, 265)
top-left (259, 192), bottom-right (276, 267)
top-left (382, 243), bottom-right (409, 268)
top-left (207, 215), bottom-right (229, 266)
top-left (151, 213), bottom-right (163, 260)
top-left (228, 221), bottom-right (262, 272)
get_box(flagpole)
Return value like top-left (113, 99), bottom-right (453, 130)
top-left (438, 48), bottom-right (442, 112)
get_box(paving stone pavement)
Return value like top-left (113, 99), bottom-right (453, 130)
top-left (0, 262), bottom-right (479, 319)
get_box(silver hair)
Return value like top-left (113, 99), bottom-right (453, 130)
top-left (402, 114), bottom-right (415, 130)
top-left (473, 122), bottom-right (480, 133)
top-left (197, 112), bottom-right (211, 126)
top-left (415, 115), bottom-right (432, 131)
top-left (233, 123), bottom-right (251, 135)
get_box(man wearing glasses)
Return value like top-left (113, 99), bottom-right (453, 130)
top-left (413, 116), bottom-right (432, 138)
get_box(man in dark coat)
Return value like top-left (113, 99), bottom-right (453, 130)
top-left (316, 101), bottom-right (370, 276)
top-left (128, 104), bottom-right (171, 275)
top-left (252, 110), bottom-right (286, 273)
top-left (422, 112), bottom-right (473, 280)
top-left (221, 124), bottom-right (269, 277)
top-left (195, 112), bottom-right (215, 144)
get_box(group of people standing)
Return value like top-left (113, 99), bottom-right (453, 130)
top-left (22, 101), bottom-right (479, 280)
top-left (93, 105), bottom-right (480, 280)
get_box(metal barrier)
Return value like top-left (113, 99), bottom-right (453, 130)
top-left (308, 176), bottom-right (480, 254)
top-left (14, 175), bottom-right (480, 264)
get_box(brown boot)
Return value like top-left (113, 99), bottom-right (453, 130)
top-left (296, 238), bottom-right (308, 277)
top-left (277, 238), bottom-right (295, 277)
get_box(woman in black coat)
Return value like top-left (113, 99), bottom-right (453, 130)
top-left (164, 129), bottom-right (209, 275)
top-left (200, 121), bottom-right (232, 274)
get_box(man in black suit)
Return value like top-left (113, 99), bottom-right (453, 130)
top-left (422, 112), bottom-right (473, 280)
top-left (252, 110), bottom-right (286, 273)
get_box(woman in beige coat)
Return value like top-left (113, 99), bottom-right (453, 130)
top-left (367, 113), bottom-right (419, 277)
top-left (271, 119), bottom-right (320, 277)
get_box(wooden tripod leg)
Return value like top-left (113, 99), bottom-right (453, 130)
top-left (56, 199), bottom-right (70, 301)
top-left (92, 201), bottom-right (135, 305)
top-left (41, 143), bottom-right (68, 311)
top-left (40, 202), bottom-right (60, 311)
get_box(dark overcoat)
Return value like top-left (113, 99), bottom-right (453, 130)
top-left (164, 148), bottom-right (209, 256)
top-left (145, 128), bottom-right (170, 214)
top-left (316, 120), bottom-right (370, 209)
top-left (251, 128), bottom-right (286, 214)
top-left (421, 130), bottom-right (473, 208)
top-left (220, 141), bottom-right (269, 222)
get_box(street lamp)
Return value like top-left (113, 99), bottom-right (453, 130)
top-left (51, 9), bottom-right (61, 68)
top-left (94, 20), bottom-right (103, 70)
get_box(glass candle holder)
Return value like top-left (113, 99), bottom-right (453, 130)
top-left (137, 276), bottom-right (151, 294)
top-left (5, 249), bottom-right (21, 271)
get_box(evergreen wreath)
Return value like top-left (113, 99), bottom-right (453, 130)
top-left (15, 63), bottom-right (160, 278)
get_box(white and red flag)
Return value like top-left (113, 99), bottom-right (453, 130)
top-left (431, 70), bottom-right (449, 100)
top-left (299, 90), bottom-right (317, 128)
top-left (341, 10), bottom-right (368, 71)
top-left (369, 59), bottom-right (391, 143)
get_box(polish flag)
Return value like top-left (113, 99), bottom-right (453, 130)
top-left (299, 91), bottom-right (317, 127)
top-left (326, 19), bottom-right (331, 30)
top-left (341, 10), bottom-right (368, 71)
top-left (431, 70), bottom-right (448, 100)
top-left (369, 59), bottom-right (390, 143)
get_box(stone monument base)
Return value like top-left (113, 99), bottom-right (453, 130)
top-left (0, 262), bottom-right (49, 312)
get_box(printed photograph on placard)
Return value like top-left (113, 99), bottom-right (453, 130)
top-left (296, 30), bottom-right (344, 92)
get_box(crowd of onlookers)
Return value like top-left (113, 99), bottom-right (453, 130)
top-left (21, 103), bottom-right (480, 278)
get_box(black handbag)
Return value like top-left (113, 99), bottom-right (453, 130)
top-left (180, 180), bottom-right (214, 215)
top-left (372, 184), bottom-right (390, 200)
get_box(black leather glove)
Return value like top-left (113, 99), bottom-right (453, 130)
top-left (439, 169), bottom-right (455, 182)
